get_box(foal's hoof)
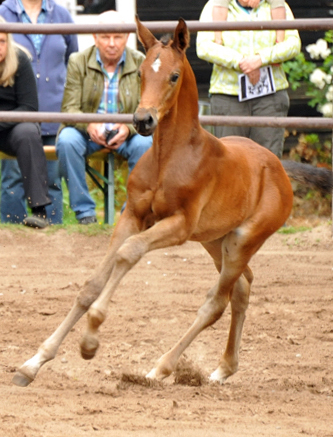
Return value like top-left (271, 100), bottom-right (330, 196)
top-left (209, 368), bottom-right (227, 385)
top-left (80, 333), bottom-right (99, 360)
top-left (12, 370), bottom-right (34, 387)
top-left (146, 366), bottom-right (172, 381)
top-left (209, 363), bottom-right (236, 384)
top-left (146, 368), bottom-right (158, 380)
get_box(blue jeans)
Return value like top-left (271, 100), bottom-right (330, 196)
top-left (56, 127), bottom-right (152, 220)
top-left (1, 135), bottom-right (63, 224)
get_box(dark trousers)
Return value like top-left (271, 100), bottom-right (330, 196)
top-left (210, 90), bottom-right (290, 158)
top-left (0, 122), bottom-right (50, 209)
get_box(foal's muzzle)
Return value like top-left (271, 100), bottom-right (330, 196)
top-left (133, 107), bottom-right (158, 136)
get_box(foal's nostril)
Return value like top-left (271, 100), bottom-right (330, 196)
top-left (133, 108), bottom-right (157, 135)
top-left (145, 115), bottom-right (154, 129)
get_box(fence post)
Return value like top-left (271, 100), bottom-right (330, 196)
top-left (116, 0), bottom-right (137, 49)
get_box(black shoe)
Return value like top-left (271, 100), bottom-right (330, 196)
top-left (78, 216), bottom-right (97, 225)
top-left (23, 215), bottom-right (49, 229)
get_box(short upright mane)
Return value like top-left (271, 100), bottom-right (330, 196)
top-left (160, 34), bottom-right (171, 46)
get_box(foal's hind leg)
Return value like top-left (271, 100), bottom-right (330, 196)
top-left (146, 269), bottom-right (252, 382)
top-left (146, 231), bottom-right (257, 382)
top-left (210, 265), bottom-right (253, 383)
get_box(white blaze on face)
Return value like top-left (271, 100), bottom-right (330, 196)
top-left (151, 55), bottom-right (161, 73)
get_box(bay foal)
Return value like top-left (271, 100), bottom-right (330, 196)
top-left (12, 18), bottom-right (331, 387)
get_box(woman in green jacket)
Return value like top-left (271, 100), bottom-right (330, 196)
top-left (197, 0), bottom-right (301, 158)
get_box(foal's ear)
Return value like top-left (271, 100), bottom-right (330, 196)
top-left (136, 15), bottom-right (158, 52)
top-left (171, 18), bottom-right (190, 53)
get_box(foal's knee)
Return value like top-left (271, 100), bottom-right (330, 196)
top-left (115, 236), bottom-right (148, 267)
top-left (76, 276), bottom-right (105, 309)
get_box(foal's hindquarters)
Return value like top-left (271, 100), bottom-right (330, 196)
top-left (145, 222), bottom-right (284, 383)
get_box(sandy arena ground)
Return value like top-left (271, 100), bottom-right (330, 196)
top-left (0, 219), bottom-right (332, 437)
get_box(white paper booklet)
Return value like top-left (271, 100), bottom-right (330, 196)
top-left (238, 66), bottom-right (276, 102)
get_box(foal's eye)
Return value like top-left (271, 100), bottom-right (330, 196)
top-left (170, 73), bottom-right (179, 84)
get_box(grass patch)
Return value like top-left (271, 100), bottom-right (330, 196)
top-left (0, 221), bottom-right (113, 236)
top-left (0, 162), bottom-right (127, 231)
top-left (46, 222), bottom-right (113, 236)
top-left (0, 180), bottom-right (117, 235)
top-left (278, 225), bottom-right (312, 234)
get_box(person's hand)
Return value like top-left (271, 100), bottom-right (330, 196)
top-left (247, 70), bottom-right (260, 85)
top-left (87, 123), bottom-right (106, 145)
top-left (87, 123), bottom-right (130, 149)
top-left (103, 123), bottom-right (130, 150)
top-left (239, 54), bottom-right (262, 74)
top-left (214, 31), bottom-right (223, 45)
top-left (248, 0), bottom-right (260, 8)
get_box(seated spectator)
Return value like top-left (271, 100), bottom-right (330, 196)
top-left (0, 17), bottom-right (50, 228)
top-left (56, 10), bottom-right (152, 224)
top-left (0, 0), bottom-right (79, 225)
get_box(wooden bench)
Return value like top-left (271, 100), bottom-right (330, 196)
top-left (0, 146), bottom-right (115, 225)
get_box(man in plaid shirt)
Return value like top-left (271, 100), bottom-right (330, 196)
top-left (56, 10), bottom-right (152, 224)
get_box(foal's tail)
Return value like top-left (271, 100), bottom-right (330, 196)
top-left (282, 160), bottom-right (332, 195)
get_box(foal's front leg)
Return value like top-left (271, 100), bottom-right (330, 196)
top-left (80, 214), bottom-right (189, 360)
top-left (12, 258), bottom-right (114, 387)
top-left (12, 216), bottom-right (139, 387)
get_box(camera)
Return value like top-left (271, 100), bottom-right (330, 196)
top-left (105, 128), bottom-right (119, 144)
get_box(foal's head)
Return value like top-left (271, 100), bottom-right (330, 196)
top-left (133, 18), bottom-right (190, 136)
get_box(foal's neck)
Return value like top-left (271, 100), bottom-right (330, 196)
top-left (153, 69), bottom-right (203, 166)
top-left (160, 61), bottom-right (201, 141)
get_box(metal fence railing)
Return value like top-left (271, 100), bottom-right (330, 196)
top-left (1, 18), bottom-right (333, 34)
top-left (0, 19), bottom-right (332, 131)
top-left (0, 112), bottom-right (332, 131)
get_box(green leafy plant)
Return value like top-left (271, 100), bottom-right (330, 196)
top-left (283, 30), bottom-right (333, 116)
top-left (289, 133), bottom-right (331, 167)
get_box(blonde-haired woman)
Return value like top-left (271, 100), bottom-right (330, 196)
top-left (0, 17), bottom-right (50, 228)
